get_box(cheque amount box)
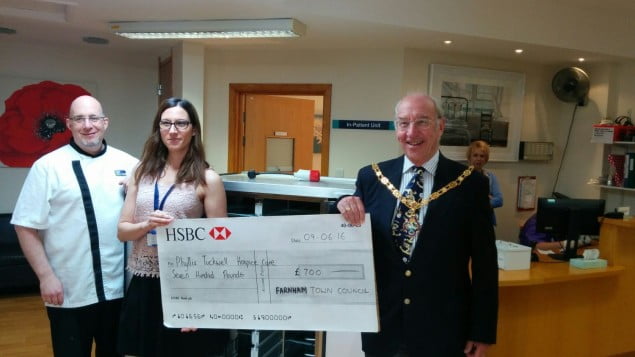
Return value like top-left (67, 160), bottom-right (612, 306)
top-left (294, 264), bottom-right (365, 279)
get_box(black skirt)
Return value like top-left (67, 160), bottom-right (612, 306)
top-left (118, 275), bottom-right (229, 357)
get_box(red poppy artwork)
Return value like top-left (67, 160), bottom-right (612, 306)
top-left (0, 80), bottom-right (90, 167)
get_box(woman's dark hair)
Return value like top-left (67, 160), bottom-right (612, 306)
top-left (134, 97), bottom-right (208, 186)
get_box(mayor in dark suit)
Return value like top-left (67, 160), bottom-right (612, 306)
top-left (338, 93), bottom-right (498, 357)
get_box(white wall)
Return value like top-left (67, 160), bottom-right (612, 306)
top-left (0, 41), bottom-right (626, 242)
top-left (551, 64), bottom-right (606, 199)
top-left (199, 46), bottom-right (613, 241)
top-left (404, 51), bottom-right (618, 241)
top-left (403, 50), bottom-right (620, 241)
top-left (0, 42), bottom-right (158, 213)
top-left (401, 50), bottom-right (562, 239)
top-left (173, 42), bottom-right (205, 133)
top-left (203, 48), bottom-right (404, 176)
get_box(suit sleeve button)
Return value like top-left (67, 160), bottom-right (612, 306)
top-left (404, 270), bottom-right (412, 277)
top-left (404, 298), bottom-right (411, 305)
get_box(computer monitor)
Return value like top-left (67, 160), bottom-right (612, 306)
top-left (536, 197), bottom-right (605, 261)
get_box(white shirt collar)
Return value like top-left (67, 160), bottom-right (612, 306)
top-left (401, 151), bottom-right (440, 176)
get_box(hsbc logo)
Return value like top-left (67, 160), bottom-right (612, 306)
top-left (164, 226), bottom-right (232, 242)
top-left (209, 226), bottom-right (231, 240)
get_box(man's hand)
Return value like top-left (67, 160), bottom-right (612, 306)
top-left (464, 340), bottom-right (490, 357)
top-left (337, 196), bottom-right (366, 226)
top-left (40, 272), bottom-right (64, 305)
top-left (14, 225), bottom-right (63, 305)
top-left (119, 177), bottom-right (130, 195)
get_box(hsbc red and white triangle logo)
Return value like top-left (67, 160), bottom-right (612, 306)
top-left (209, 226), bottom-right (231, 240)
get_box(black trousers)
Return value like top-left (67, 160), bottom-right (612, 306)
top-left (117, 275), bottom-right (229, 357)
top-left (365, 343), bottom-right (410, 357)
top-left (46, 299), bottom-right (122, 357)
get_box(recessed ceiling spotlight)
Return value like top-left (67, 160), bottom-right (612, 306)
top-left (578, 57), bottom-right (585, 62)
top-left (515, 49), bottom-right (523, 54)
top-left (444, 40), bottom-right (452, 45)
top-left (82, 36), bottom-right (109, 45)
top-left (0, 27), bottom-right (17, 35)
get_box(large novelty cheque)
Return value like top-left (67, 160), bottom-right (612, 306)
top-left (156, 213), bottom-right (378, 332)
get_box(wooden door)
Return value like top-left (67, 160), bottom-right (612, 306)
top-left (244, 95), bottom-right (314, 172)
top-left (228, 84), bottom-right (332, 175)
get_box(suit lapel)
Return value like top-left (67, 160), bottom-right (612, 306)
top-left (426, 154), bottom-right (453, 216)
top-left (376, 157), bottom-right (404, 226)
top-left (375, 157), bottom-right (405, 263)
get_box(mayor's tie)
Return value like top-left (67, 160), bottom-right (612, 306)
top-left (392, 167), bottom-right (424, 262)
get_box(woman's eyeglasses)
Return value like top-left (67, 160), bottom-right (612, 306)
top-left (159, 120), bottom-right (191, 130)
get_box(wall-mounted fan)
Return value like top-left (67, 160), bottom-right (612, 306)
top-left (550, 67), bottom-right (591, 197)
top-left (551, 67), bottom-right (590, 106)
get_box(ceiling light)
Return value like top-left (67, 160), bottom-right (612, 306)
top-left (515, 49), bottom-right (523, 54)
top-left (0, 0), bottom-right (77, 23)
top-left (109, 18), bottom-right (306, 39)
top-left (444, 40), bottom-right (452, 45)
top-left (578, 57), bottom-right (585, 62)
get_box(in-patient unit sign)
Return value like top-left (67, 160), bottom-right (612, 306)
top-left (156, 214), bottom-right (378, 332)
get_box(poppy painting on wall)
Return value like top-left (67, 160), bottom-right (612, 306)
top-left (0, 80), bottom-right (92, 167)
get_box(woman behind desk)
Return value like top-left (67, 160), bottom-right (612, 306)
top-left (519, 213), bottom-right (594, 253)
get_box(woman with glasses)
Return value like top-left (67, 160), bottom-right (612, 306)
top-left (116, 97), bottom-right (229, 356)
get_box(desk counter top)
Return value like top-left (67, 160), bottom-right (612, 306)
top-left (221, 173), bottom-right (355, 199)
top-left (601, 217), bottom-right (635, 229)
top-left (492, 218), bottom-right (635, 357)
top-left (499, 262), bottom-right (624, 287)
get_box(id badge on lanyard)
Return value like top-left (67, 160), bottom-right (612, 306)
top-left (147, 181), bottom-right (175, 247)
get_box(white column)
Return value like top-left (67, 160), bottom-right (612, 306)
top-left (173, 42), bottom-right (206, 138)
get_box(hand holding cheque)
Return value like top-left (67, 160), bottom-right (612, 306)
top-left (156, 213), bottom-right (378, 332)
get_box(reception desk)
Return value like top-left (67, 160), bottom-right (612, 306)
top-left (490, 218), bottom-right (634, 357)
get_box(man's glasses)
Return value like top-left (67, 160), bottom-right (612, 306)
top-left (159, 120), bottom-right (191, 131)
top-left (395, 118), bottom-right (435, 131)
top-left (69, 115), bottom-right (106, 124)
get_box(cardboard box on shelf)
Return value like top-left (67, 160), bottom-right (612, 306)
top-left (592, 124), bottom-right (634, 143)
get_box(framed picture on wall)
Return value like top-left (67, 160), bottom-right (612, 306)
top-left (517, 176), bottom-right (537, 211)
top-left (428, 64), bottom-right (526, 162)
